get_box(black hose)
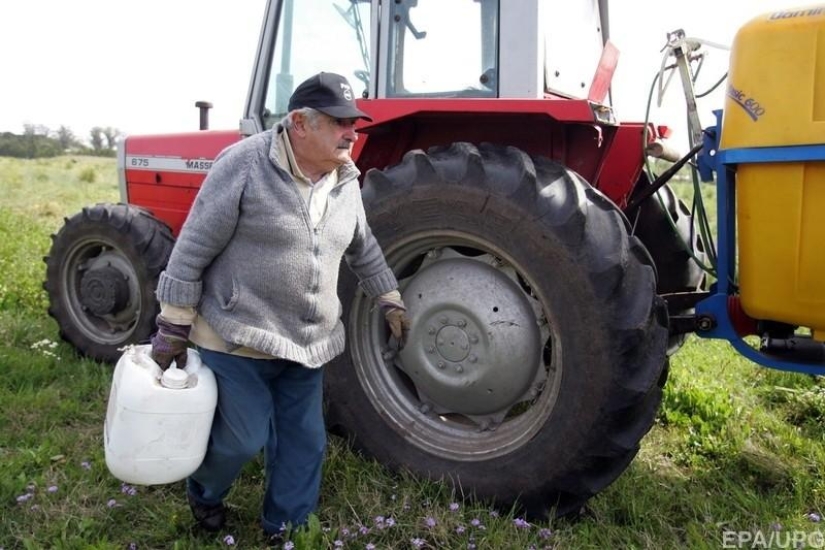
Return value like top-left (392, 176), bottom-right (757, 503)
top-left (625, 142), bottom-right (704, 214)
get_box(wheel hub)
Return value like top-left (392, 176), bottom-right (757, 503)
top-left (397, 257), bottom-right (542, 416)
top-left (80, 266), bottom-right (129, 316)
top-left (435, 325), bottom-right (470, 362)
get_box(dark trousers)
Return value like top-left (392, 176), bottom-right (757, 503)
top-left (186, 348), bottom-right (326, 533)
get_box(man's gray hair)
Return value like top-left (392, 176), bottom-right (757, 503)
top-left (281, 107), bottom-right (323, 130)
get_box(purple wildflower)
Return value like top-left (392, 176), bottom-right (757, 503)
top-left (30, 505), bottom-right (40, 511)
top-left (411, 538), bottom-right (425, 548)
top-left (456, 525), bottom-right (466, 534)
top-left (424, 516), bottom-right (437, 528)
top-left (513, 517), bottom-right (530, 529)
top-left (359, 525), bottom-right (370, 535)
top-left (128, 544), bottom-right (137, 550)
top-left (771, 522), bottom-right (782, 531)
top-left (366, 544), bottom-right (376, 550)
top-left (386, 517), bottom-right (396, 527)
top-left (467, 544), bottom-right (477, 550)
top-left (223, 535), bottom-right (235, 546)
top-left (374, 515), bottom-right (385, 525)
top-left (488, 510), bottom-right (499, 518)
top-left (81, 461), bottom-right (92, 470)
top-left (470, 518), bottom-right (481, 527)
top-left (333, 540), bottom-right (344, 548)
top-left (47, 485), bottom-right (58, 493)
top-left (284, 542), bottom-right (295, 550)
top-left (107, 499), bottom-right (118, 508)
top-left (16, 493), bottom-right (33, 503)
top-left (121, 483), bottom-right (137, 496)
top-left (539, 528), bottom-right (553, 539)
top-left (341, 528), bottom-right (351, 537)
top-left (806, 512), bottom-right (822, 523)
top-left (449, 502), bottom-right (460, 512)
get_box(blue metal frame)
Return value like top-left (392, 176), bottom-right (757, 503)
top-left (693, 110), bottom-right (825, 375)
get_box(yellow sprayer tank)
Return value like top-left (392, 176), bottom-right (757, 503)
top-left (721, 5), bottom-right (825, 340)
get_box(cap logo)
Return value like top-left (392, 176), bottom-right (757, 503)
top-left (340, 82), bottom-right (353, 101)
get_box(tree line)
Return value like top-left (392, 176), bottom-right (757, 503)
top-left (0, 124), bottom-right (121, 159)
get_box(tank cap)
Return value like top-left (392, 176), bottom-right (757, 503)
top-left (161, 367), bottom-right (190, 389)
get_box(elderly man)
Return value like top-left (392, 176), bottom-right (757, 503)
top-left (150, 72), bottom-right (410, 540)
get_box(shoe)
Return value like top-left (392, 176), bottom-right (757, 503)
top-left (265, 532), bottom-right (284, 548)
top-left (187, 492), bottom-right (226, 532)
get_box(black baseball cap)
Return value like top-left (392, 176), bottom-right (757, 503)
top-left (288, 72), bottom-right (373, 122)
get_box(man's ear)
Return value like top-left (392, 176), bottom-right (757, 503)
top-left (291, 113), bottom-right (309, 138)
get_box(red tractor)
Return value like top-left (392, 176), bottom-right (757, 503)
top-left (44, 0), bottom-right (825, 517)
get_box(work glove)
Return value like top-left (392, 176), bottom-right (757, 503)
top-left (150, 315), bottom-right (191, 370)
top-left (384, 307), bottom-right (411, 350)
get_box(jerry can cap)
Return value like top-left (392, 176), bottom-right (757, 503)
top-left (160, 366), bottom-right (189, 389)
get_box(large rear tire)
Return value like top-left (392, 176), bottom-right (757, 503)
top-left (326, 143), bottom-right (669, 517)
top-left (44, 203), bottom-right (174, 363)
top-left (632, 182), bottom-right (705, 353)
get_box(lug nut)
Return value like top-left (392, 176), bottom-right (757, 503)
top-left (439, 316), bottom-right (448, 324)
top-left (426, 346), bottom-right (435, 354)
top-left (428, 326), bottom-right (436, 335)
top-left (437, 361), bottom-right (446, 369)
top-left (455, 365), bottom-right (464, 373)
top-left (457, 319), bottom-right (467, 327)
top-left (468, 355), bottom-right (477, 363)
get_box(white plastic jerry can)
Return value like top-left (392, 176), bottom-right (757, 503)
top-left (104, 345), bottom-right (218, 485)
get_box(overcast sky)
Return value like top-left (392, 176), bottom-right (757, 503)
top-left (0, 0), bottom-right (805, 149)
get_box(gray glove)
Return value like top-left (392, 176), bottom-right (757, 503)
top-left (385, 308), bottom-right (411, 349)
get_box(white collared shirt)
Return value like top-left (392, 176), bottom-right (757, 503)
top-left (278, 127), bottom-right (337, 227)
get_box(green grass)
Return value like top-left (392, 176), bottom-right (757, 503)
top-left (1, 156), bottom-right (823, 549)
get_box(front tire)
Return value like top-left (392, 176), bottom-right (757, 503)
top-left (327, 143), bottom-right (669, 517)
top-left (44, 203), bottom-right (174, 363)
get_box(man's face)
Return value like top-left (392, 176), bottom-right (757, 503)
top-left (298, 112), bottom-right (359, 175)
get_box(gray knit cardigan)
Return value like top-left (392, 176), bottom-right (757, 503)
top-left (155, 128), bottom-right (398, 368)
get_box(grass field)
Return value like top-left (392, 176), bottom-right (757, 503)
top-left (1, 156), bottom-right (823, 549)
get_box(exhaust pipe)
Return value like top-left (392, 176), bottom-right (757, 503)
top-left (195, 101), bottom-right (213, 131)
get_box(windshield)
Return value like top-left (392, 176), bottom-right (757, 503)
top-left (386, 0), bottom-right (498, 97)
top-left (263, 0), bottom-right (372, 128)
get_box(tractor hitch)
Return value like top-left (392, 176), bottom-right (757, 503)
top-left (662, 291), bottom-right (712, 337)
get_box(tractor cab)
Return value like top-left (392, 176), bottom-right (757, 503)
top-left (241, 0), bottom-right (610, 135)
